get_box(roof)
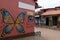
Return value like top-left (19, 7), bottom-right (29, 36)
top-left (39, 6), bottom-right (60, 15)
top-left (41, 10), bottom-right (60, 15)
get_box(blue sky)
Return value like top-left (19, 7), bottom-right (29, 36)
top-left (37, 0), bottom-right (60, 9)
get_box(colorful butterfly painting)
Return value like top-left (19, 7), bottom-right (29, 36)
top-left (0, 9), bottom-right (25, 37)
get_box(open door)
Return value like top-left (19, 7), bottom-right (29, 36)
top-left (46, 16), bottom-right (49, 26)
top-left (52, 16), bottom-right (58, 26)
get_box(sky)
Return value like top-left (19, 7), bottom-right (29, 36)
top-left (37, 0), bottom-right (60, 8)
top-left (35, 0), bottom-right (60, 12)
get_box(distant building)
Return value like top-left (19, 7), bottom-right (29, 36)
top-left (40, 7), bottom-right (60, 28)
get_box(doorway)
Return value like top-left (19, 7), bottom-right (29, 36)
top-left (46, 16), bottom-right (49, 26)
top-left (52, 16), bottom-right (58, 26)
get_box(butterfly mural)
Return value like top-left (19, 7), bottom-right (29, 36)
top-left (0, 9), bottom-right (25, 37)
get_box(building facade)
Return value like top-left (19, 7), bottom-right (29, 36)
top-left (0, 0), bottom-right (35, 38)
top-left (41, 7), bottom-right (60, 28)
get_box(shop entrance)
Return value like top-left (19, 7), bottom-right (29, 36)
top-left (52, 16), bottom-right (58, 26)
top-left (46, 16), bottom-right (49, 26)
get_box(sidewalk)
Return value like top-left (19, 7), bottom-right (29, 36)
top-left (38, 27), bottom-right (60, 40)
top-left (36, 25), bottom-right (60, 31)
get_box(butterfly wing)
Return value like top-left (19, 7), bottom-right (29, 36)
top-left (1, 9), bottom-right (14, 24)
top-left (16, 24), bottom-right (24, 33)
top-left (16, 12), bottom-right (25, 23)
top-left (3, 24), bottom-right (13, 34)
top-left (16, 12), bottom-right (25, 32)
top-left (1, 24), bottom-right (13, 37)
top-left (0, 9), bottom-right (14, 37)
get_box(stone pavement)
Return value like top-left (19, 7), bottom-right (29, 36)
top-left (37, 27), bottom-right (60, 40)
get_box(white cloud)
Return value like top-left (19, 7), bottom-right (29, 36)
top-left (37, 0), bottom-right (60, 9)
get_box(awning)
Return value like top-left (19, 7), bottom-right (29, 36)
top-left (41, 10), bottom-right (60, 15)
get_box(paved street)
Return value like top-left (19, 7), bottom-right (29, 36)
top-left (37, 27), bottom-right (60, 40)
top-left (8, 27), bottom-right (60, 40)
